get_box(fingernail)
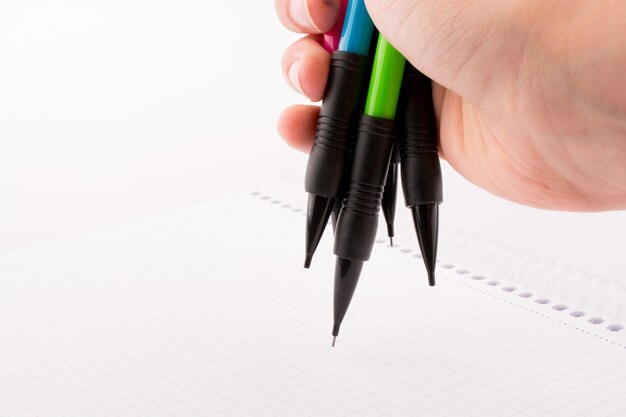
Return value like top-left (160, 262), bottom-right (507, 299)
top-left (289, 0), bottom-right (319, 31)
top-left (288, 60), bottom-right (303, 94)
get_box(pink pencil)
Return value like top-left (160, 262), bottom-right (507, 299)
top-left (322, 0), bottom-right (348, 54)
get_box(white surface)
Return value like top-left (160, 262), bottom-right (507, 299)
top-left (1, 1), bottom-right (625, 282)
top-left (1, 194), bottom-right (625, 417)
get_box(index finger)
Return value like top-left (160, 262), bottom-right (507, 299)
top-left (275, 0), bottom-right (341, 34)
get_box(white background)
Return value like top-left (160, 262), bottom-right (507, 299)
top-left (1, 1), bottom-right (625, 283)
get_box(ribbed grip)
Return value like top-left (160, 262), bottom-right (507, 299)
top-left (305, 51), bottom-right (371, 197)
top-left (397, 64), bottom-right (443, 207)
top-left (334, 116), bottom-right (395, 261)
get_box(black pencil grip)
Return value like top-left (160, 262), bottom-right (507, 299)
top-left (305, 51), bottom-right (371, 197)
top-left (334, 115), bottom-right (395, 262)
top-left (398, 65), bottom-right (443, 207)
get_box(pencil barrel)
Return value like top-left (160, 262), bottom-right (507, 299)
top-left (334, 115), bottom-right (395, 261)
top-left (397, 65), bottom-right (443, 206)
top-left (305, 51), bottom-right (370, 198)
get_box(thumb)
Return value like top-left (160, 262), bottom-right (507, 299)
top-left (364, 0), bottom-right (529, 101)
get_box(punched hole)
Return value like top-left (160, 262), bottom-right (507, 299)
top-left (552, 305), bottom-right (568, 311)
top-left (570, 311), bottom-right (586, 318)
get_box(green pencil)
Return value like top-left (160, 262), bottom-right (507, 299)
top-left (330, 35), bottom-right (406, 345)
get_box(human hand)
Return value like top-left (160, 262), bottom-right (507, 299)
top-left (275, 0), bottom-right (626, 211)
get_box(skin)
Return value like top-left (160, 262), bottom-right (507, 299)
top-left (275, 0), bottom-right (626, 211)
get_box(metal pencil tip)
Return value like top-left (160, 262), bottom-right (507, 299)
top-left (332, 336), bottom-right (337, 347)
top-left (389, 237), bottom-right (394, 246)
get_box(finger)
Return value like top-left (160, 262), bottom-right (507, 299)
top-left (364, 0), bottom-right (522, 101)
top-left (282, 35), bottom-right (330, 102)
top-left (277, 104), bottom-right (320, 153)
top-left (275, 0), bottom-right (341, 34)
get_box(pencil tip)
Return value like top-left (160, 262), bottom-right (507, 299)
top-left (389, 237), bottom-right (394, 246)
top-left (428, 269), bottom-right (436, 286)
top-left (332, 336), bottom-right (337, 347)
top-left (411, 204), bottom-right (439, 287)
top-left (303, 254), bottom-right (312, 269)
top-left (304, 195), bottom-right (334, 269)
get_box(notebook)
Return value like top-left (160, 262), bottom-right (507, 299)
top-left (1, 184), bottom-right (625, 417)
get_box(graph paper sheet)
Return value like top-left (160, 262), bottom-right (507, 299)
top-left (1, 193), bottom-right (625, 417)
